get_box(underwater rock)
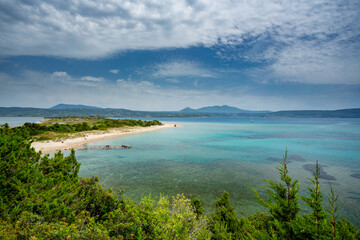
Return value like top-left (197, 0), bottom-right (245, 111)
top-left (350, 174), bottom-right (360, 179)
top-left (77, 145), bottom-right (133, 150)
top-left (288, 155), bottom-right (306, 162)
top-left (121, 145), bottom-right (132, 149)
top-left (303, 163), bottom-right (336, 181)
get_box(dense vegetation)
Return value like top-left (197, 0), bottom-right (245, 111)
top-left (5, 117), bottom-right (162, 141)
top-left (0, 124), bottom-right (359, 239)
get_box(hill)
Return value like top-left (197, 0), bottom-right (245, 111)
top-left (180, 105), bottom-right (271, 114)
top-left (50, 104), bottom-right (102, 109)
top-left (0, 105), bottom-right (359, 118)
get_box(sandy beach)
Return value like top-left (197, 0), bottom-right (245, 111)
top-left (31, 123), bottom-right (177, 153)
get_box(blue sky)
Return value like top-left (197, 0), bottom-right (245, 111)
top-left (0, 0), bottom-right (359, 111)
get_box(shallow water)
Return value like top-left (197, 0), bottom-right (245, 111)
top-left (72, 118), bottom-right (360, 226)
top-left (10, 116), bottom-right (359, 226)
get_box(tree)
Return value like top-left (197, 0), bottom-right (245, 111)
top-left (252, 149), bottom-right (300, 239)
top-left (302, 161), bottom-right (327, 238)
top-left (327, 183), bottom-right (338, 239)
top-left (0, 130), bottom-right (41, 220)
top-left (210, 191), bottom-right (241, 239)
top-left (191, 197), bottom-right (204, 218)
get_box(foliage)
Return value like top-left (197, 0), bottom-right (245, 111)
top-left (7, 117), bottom-right (162, 141)
top-left (327, 183), bottom-right (339, 239)
top-left (251, 150), bottom-right (360, 239)
top-left (0, 211), bottom-right (111, 240)
top-left (103, 194), bottom-right (211, 239)
top-left (209, 191), bottom-right (242, 239)
top-left (0, 123), bottom-right (359, 239)
top-left (0, 125), bottom-right (209, 239)
top-left (301, 160), bottom-right (328, 238)
top-left (191, 197), bottom-right (205, 218)
top-left (252, 149), bottom-right (300, 239)
top-left (0, 128), bottom-right (42, 219)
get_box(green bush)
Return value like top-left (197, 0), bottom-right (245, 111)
top-left (1, 124), bottom-right (359, 239)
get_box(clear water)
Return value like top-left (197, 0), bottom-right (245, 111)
top-left (72, 117), bottom-right (360, 227)
top-left (0, 117), bottom-right (44, 127)
top-left (2, 117), bottom-right (359, 226)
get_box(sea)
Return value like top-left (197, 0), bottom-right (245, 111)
top-left (1, 117), bottom-right (359, 226)
top-left (0, 117), bottom-right (44, 127)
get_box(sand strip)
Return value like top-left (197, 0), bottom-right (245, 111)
top-left (31, 123), bottom-right (177, 153)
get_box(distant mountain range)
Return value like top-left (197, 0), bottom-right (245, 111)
top-left (180, 105), bottom-right (271, 114)
top-left (50, 104), bottom-right (102, 110)
top-left (0, 104), bottom-right (359, 118)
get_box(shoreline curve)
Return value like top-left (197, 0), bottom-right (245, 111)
top-left (31, 123), bottom-right (177, 153)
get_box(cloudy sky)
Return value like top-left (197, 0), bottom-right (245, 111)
top-left (0, 0), bottom-right (359, 111)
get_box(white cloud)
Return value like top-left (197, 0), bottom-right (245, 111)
top-left (26, 71), bottom-right (105, 87)
top-left (1, 0), bottom-right (359, 84)
top-left (81, 76), bottom-right (104, 82)
top-left (2, 69), bottom-right (359, 111)
top-left (109, 69), bottom-right (120, 74)
top-left (154, 60), bottom-right (214, 78)
top-left (269, 41), bottom-right (360, 84)
top-left (51, 71), bottom-right (71, 81)
top-left (211, 1), bottom-right (360, 84)
top-left (116, 79), bottom-right (158, 93)
top-left (1, 0), bottom-right (357, 60)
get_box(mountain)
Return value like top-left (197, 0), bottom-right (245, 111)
top-left (180, 105), bottom-right (271, 114)
top-left (50, 104), bottom-right (102, 109)
top-left (0, 106), bottom-right (359, 118)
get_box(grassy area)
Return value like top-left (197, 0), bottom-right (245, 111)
top-left (7, 116), bottom-right (162, 142)
top-left (42, 116), bottom-right (103, 126)
top-left (35, 132), bottom-right (88, 142)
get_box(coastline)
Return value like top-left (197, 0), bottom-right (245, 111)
top-left (31, 123), bottom-right (177, 153)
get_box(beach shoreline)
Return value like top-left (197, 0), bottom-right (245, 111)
top-left (31, 123), bottom-right (177, 153)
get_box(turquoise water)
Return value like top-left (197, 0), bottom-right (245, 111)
top-left (1, 117), bottom-right (359, 226)
top-left (73, 118), bottom-right (360, 227)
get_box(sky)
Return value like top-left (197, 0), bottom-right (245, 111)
top-left (0, 0), bottom-right (359, 111)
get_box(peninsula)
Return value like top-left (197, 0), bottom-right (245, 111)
top-left (3, 116), bottom-right (176, 153)
top-left (31, 123), bottom-right (175, 153)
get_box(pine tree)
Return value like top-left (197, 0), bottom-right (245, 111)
top-left (0, 130), bottom-right (41, 219)
top-left (210, 191), bottom-right (241, 239)
top-left (302, 161), bottom-right (327, 238)
top-left (191, 197), bottom-right (204, 218)
top-left (327, 183), bottom-right (338, 240)
top-left (252, 149), bottom-right (300, 239)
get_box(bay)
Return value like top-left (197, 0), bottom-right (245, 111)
top-left (1, 116), bottom-right (358, 226)
top-left (74, 117), bottom-right (360, 227)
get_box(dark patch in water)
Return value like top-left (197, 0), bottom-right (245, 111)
top-left (346, 197), bottom-right (360, 202)
top-left (288, 155), bottom-right (306, 162)
top-left (348, 191), bottom-right (360, 196)
top-left (302, 164), bottom-right (336, 181)
top-left (350, 174), bottom-right (360, 179)
top-left (247, 149), bottom-right (263, 153)
top-left (267, 157), bottom-right (282, 162)
top-left (267, 154), bottom-right (306, 162)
